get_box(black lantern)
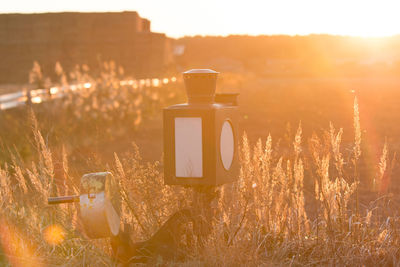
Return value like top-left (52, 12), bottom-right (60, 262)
top-left (163, 69), bottom-right (239, 186)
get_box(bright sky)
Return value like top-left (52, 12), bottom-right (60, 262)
top-left (2, 0), bottom-right (400, 38)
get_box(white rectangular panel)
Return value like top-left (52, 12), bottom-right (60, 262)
top-left (175, 117), bottom-right (203, 177)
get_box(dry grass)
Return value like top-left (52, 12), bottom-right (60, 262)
top-left (0, 61), bottom-right (181, 168)
top-left (1, 68), bottom-right (400, 266)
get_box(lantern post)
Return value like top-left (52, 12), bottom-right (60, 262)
top-left (163, 69), bottom-right (239, 186)
top-left (163, 69), bottom-right (239, 240)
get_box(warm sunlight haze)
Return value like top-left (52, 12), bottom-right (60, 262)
top-left (2, 0), bottom-right (400, 266)
top-left (1, 0), bottom-right (400, 37)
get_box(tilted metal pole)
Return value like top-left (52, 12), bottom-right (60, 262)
top-left (48, 195), bottom-right (80, 204)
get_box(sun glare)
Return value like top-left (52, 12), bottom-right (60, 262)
top-left (222, 0), bottom-right (400, 38)
top-left (2, 0), bottom-right (400, 37)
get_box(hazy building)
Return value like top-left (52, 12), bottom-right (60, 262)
top-left (0, 11), bottom-right (173, 84)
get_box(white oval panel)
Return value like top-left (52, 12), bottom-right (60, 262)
top-left (220, 120), bottom-right (234, 170)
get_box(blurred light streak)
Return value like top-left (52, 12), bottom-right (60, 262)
top-left (152, 78), bottom-right (160, 87)
top-left (0, 76), bottom-right (177, 110)
top-left (50, 87), bottom-right (59, 94)
top-left (31, 96), bottom-right (42, 104)
top-left (145, 79), bottom-right (151, 87)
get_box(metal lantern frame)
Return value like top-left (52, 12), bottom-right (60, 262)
top-left (163, 69), bottom-right (239, 186)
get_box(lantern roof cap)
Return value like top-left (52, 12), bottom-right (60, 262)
top-left (183, 69), bottom-right (219, 74)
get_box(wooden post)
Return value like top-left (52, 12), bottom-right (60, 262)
top-left (191, 186), bottom-right (218, 245)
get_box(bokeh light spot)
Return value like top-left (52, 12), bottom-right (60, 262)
top-left (43, 224), bottom-right (65, 245)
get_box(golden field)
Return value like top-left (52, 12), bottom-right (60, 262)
top-left (1, 56), bottom-right (400, 266)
